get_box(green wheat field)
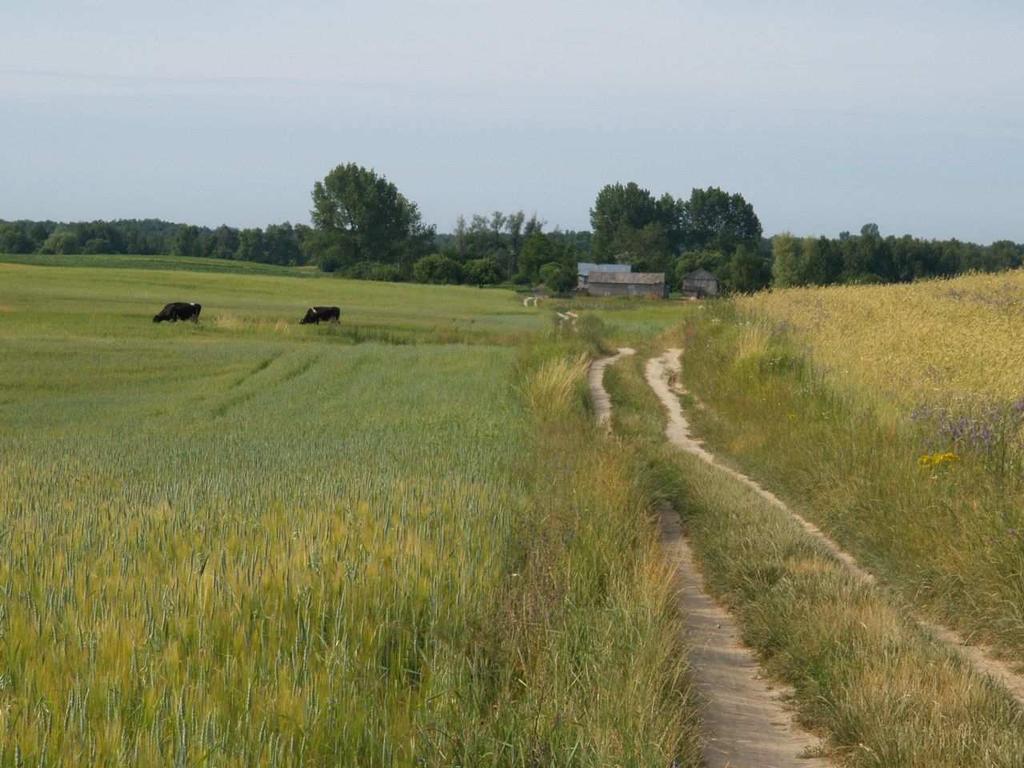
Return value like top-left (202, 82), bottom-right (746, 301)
top-left (0, 258), bottom-right (695, 766)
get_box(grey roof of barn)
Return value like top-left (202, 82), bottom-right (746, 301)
top-left (587, 271), bottom-right (666, 285)
top-left (577, 262), bottom-right (632, 276)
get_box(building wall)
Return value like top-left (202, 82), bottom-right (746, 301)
top-left (588, 282), bottom-right (665, 298)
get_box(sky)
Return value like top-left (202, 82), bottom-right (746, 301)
top-left (2, 0), bottom-right (1023, 242)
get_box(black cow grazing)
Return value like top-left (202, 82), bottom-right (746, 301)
top-left (153, 302), bottom-right (202, 323)
top-left (300, 306), bottom-right (341, 325)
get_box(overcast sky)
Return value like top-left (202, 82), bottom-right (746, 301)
top-left (2, 0), bottom-right (1022, 241)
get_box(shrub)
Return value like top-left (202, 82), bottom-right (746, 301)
top-left (343, 261), bottom-right (405, 282)
top-left (413, 253), bottom-right (464, 284)
top-left (464, 257), bottom-right (502, 286)
top-left (39, 229), bottom-right (80, 255)
top-left (539, 262), bottom-right (575, 293)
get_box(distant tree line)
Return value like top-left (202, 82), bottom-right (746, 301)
top-left (4, 163), bottom-right (1022, 292)
top-left (771, 223), bottom-right (1024, 287)
top-left (0, 218), bottom-right (314, 266)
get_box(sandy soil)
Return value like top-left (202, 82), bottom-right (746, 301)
top-left (588, 347), bottom-right (635, 430)
top-left (590, 350), bottom-right (832, 768)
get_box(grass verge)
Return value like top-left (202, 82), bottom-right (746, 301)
top-left (677, 303), bottom-right (1024, 663)
top-left (605, 345), bottom-right (1024, 767)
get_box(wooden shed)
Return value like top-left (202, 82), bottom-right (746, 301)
top-left (577, 262), bottom-right (632, 289)
top-left (585, 271), bottom-right (668, 299)
top-left (681, 268), bottom-right (719, 298)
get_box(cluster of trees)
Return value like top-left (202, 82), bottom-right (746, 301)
top-left (590, 182), bottom-right (770, 293)
top-left (307, 163), bottom-right (434, 278)
top-left (0, 218), bottom-right (313, 266)
top-left (772, 224), bottom-right (1024, 287)
top-left (305, 164), bottom-right (590, 288)
top-left (421, 212), bottom-right (590, 289)
top-left (385, 219), bottom-right (590, 290)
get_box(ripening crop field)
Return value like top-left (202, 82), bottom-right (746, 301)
top-left (737, 270), bottom-right (1024, 406)
top-left (687, 271), bottom-right (1024, 671)
top-left (0, 259), bottom-right (696, 766)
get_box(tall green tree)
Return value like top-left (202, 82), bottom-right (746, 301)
top-left (681, 187), bottom-right (762, 253)
top-left (0, 224), bottom-right (32, 253)
top-left (517, 231), bottom-right (556, 283)
top-left (608, 221), bottom-right (674, 273)
top-left (771, 233), bottom-right (801, 287)
top-left (39, 228), bottom-right (80, 255)
top-left (504, 211), bottom-right (526, 280)
top-left (236, 228), bottom-right (267, 263)
top-left (264, 223), bottom-right (302, 265)
top-left (172, 225), bottom-right (202, 257)
top-left (724, 244), bottom-right (772, 293)
top-left (210, 225), bottom-right (240, 260)
top-left (516, 231), bottom-right (578, 285)
top-left (590, 182), bottom-right (664, 261)
top-left (311, 163), bottom-right (433, 273)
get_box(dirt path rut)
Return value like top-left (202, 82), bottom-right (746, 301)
top-left (590, 350), bottom-right (831, 768)
top-left (589, 347), bottom-right (635, 429)
top-left (646, 348), bottom-right (1024, 708)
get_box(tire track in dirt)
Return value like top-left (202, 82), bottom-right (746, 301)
top-left (590, 349), bottom-right (832, 768)
top-left (210, 351), bottom-right (319, 418)
top-left (646, 347), bottom-right (1024, 708)
top-left (589, 347), bottom-right (635, 429)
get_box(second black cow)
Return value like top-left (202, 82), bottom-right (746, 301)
top-left (153, 302), bottom-right (202, 323)
top-left (300, 306), bottom-right (341, 325)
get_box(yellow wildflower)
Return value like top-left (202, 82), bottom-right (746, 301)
top-left (918, 452), bottom-right (959, 467)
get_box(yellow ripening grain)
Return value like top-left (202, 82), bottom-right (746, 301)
top-left (737, 270), bottom-right (1024, 405)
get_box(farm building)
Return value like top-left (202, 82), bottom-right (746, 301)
top-left (585, 271), bottom-right (668, 298)
top-left (681, 268), bottom-right (720, 298)
top-left (577, 262), bottom-right (631, 289)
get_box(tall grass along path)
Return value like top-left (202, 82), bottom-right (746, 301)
top-left (590, 349), bottom-right (831, 768)
top-left (645, 347), bottom-right (1024, 708)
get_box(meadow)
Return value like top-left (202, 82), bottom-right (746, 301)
top-left (0, 253), bottom-right (317, 277)
top-left (0, 258), bottom-right (698, 766)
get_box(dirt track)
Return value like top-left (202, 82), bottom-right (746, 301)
top-left (645, 348), bottom-right (1024, 708)
top-left (591, 348), bottom-right (831, 768)
top-left (588, 347), bottom-right (635, 429)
